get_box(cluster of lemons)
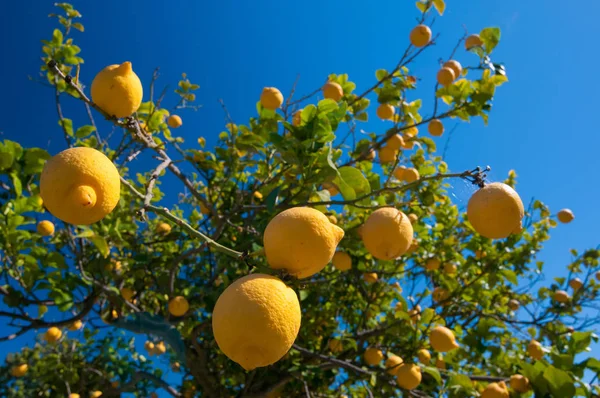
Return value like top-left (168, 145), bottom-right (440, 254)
top-left (26, 53), bottom-right (580, 395)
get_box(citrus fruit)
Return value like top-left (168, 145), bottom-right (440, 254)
top-left (387, 134), bottom-right (405, 151)
top-left (437, 67), bottom-right (456, 86)
top-left (322, 182), bottom-right (339, 196)
top-left (69, 394), bottom-right (80, 398)
top-left (212, 274), bottom-right (301, 370)
top-left (120, 287), bottom-right (134, 302)
top-left (417, 349), bottom-right (431, 364)
top-left (67, 320), bottom-right (82, 331)
top-left (554, 290), bottom-right (569, 303)
top-left (362, 207), bottom-right (413, 260)
top-left (385, 354), bottom-right (403, 375)
top-left (328, 338), bottom-right (343, 353)
top-left (409, 25), bottom-right (432, 47)
top-left (481, 381), bottom-right (509, 398)
top-left (363, 272), bottom-right (378, 283)
top-left (408, 213), bottom-right (418, 224)
top-left (393, 166), bottom-right (406, 180)
top-left (527, 340), bottom-right (544, 360)
top-left (377, 104), bottom-right (395, 120)
top-left (91, 62), bottom-right (143, 118)
top-left (429, 326), bottom-right (459, 352)
top-left (403, 168), bottom-right (419, 183)
top-left (10, 364), bottom-right (28, 377)
top-left (467, 182), bottom-right (524, 239)
top-left (510, 375), bottom-right (530, 393)
top-left (443, 263), bottom-right (457, 274)
top-left (404, 126), bottom-right (419, 137)
top-left (168, 296), bottom-right (189, 317)
top-left (332, 251), bottom-right (352, 271)
top-left (44, 327), bottom-right (62, 343)
top-left (364, 347), bottom-right (384, 365)
top-left (322, 81), bottom-right (344, 101)
top-left (432, 287), bottom-right (449, 303)
top-left (156, 222), bottom-right (171, 234)
top-left (260, 87), bottom-right (284, 110)
top-left (435, 357), bottom-right (446, 369)
top-left (557, 209), bottom-right (574, 223)
top-left (428, 119), bottom-right (444, 136)
top-left (253, 191), bottom-right (263, 200)
top-left (145, 341), bottom-right (155, 353)
top-left (154, 341), bottom-right (166, 355)
top-left (465, 34), bottom-right (484, 50)
top-left (37, 220), bottom-right (55, 236)
top-left (425, 258), bottom-right (440, 271)
top-left (328, 215), bottom-right (338, 225)
top-left (378, 146), bottom-right (398, 164)
top-left (40, 147), bottom-right (120, 225)
top-left (292, 110), bottom-right (302, 126)
top-left (396, 363), bottom-right (422, 390)
top-left (264, 207), bottom-right (344, 279)
top-left (168, 115), bottom-right (182, 128)
top-left (443, 60), bottom-right (462, 78)
top-left (569, 278), bottom-right (583, 290)
top-left (90, 392), bottom-right (103, 398)
top-left (508, 299), bottom-right (520, 311)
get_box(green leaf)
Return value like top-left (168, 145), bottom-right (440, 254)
top-left (75, 125), bottom-right (95, 138)
top-left (58, 118), bottom-right (73, 136)
top-left (480, 27), bottom-right (501, 54)
top-left (433, 0), bottom-right (445, 15)
top-left (10, 173), bottom-right (22, 197)
top-left (38, 305), bottom-right (48, 318)
top-left (72, 22), bottom-right (84, 32)
top-left (89, 235), bottom-right (110, 258)
top-left (299, 290), bottom-right (310, 301)
top-left (333, 166), bottom-right (371, 201)
top-left (265, 186), bottom-right (281, 212)
top-left (422, 366), bottom-right (442, 384)
top-left (543, 366), bottom-right (575, 397)
top-left (23, 148), bottom-right (50, 175)
top-left (52, 28), bottom-right (63, 46)
top-left (375, 69), bottom-right (388, 81)
top-left (415, 1), bottom-right (429, 13)
top-left (317, 99), bottom-right (339, 114)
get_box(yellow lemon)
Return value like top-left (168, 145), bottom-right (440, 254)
top-left (212, 274), bottom-right (301, 370)
top-left (10, 364), bottom-right (28, 377)
top-left (171, 362), bottom-right (181, 372)
top-left (527, 340), bottom-right (544, 360)
top-left (332, 251), bottom-right (352, 271)
top-left (387, 134), bottom-right (405, 151)
top-left (425, 258), bottom-right (441, 271)
top-left (510, 375), bottom-right (530, 393)
top-left (437, 67), bottom-right (456, 87)
top-left (569, 278), bottom-right (583, 290)
top-left (417, 349), bottom-right (431, 364)
top-left (443, 263), bottom-right (457, 274)
top-left (429, 326), bottom-right (459, 352)
top-left (481, 381), bottom-right (509, 398)
top-left (154, 341), bottom-right (166, 355)
top-left (264, 207), bottom-right (344, 279)
top-left (408, 213), bottom-right (418, 224)
top-left (328, 338), bottom-right (343, 353)
top-left (364, 347), bottom-right (384, 365)
top-left (168, 115), bottom-right (182, 128)
top-left (121, 287), bottom-right (134, 302)
top-left (409, 305), bottom-right (421, 324)
top-left (403, 168), bottom-right (420, 183)
top-left (168, 296), bottom-right (189, 317)
top-left (377, 104), bottom-right (395, 120)
top-left (443, 60), bottom-right (462, 79)
top-left (67, 320), bottom-right (83, 331)
top-left (393, 166), bottom-right (406, 180)
top-left (90, 392), bottom-right (103, 398)
top-left (401, 138), bottom-right (415, 150)
top-left (432, 287), bottom-right (450, 303)
top-left (40, 147), bottom-right (120, 225)
top-left (44, 327), bottom-right (62, 343)
top-left (322, 182), bottom-right (339, 196)
top-left (557, 209), bottom-right (574, 223)
top-left (328, 215), bottom-right (338, 225)
top-left (404, 126), bottom-right (419, 137)
top-left (465, 34), bottom-right (484, 50)
top-left (385, 354), bottom-right (403, 375)
top-left (554, 290), bottom-right (569, 303)
top-left (156, 222), bottom-right (171, 234)
top-left (322, 81), bottom-right (344, 101)
top-left (91, 62), bottom-right (142, 118)
top-left (292, 110), bottom-right (302, 126)
top-left (363, 272), bottom-right (378, 283)
top-left (69, 394), bottom-right (81, 398)
top-left (396, 363), bottom-right (421, 390)
top-left (428, 119), bottom-right (444, 137)
top-left (378, 146), bottom-right (398, 164)
top-left (467, 182), bottom-right (524, 239)
top-left (362, 207), bottom-right (413, 260)
top-left (37, 220), bottom-right (55, 236)
top-left (475, 250), bottom-right (487, 259)
top-left (260, 87), bottom-right (284, 110)
top-left (409, 25), bottom-right (432, 47)
top-left (253, 191), bottom-right (263, 200)
top-left (144, 341), bottom-right (155, 353)
top-left (508, 299), bottom-right (520, 311)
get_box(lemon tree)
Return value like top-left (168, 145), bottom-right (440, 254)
top-left (0, 2), bottom-right (599, 397)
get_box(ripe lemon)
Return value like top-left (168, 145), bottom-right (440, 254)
top-left (403, 168), bottom-right (420, 183)
top-left (144, 341), bottom-right (155, 353)
top-left (417, 349), bottom-right (431, 364)
top-left (393, 166), bottom-right (406, 180)
top-left (332, 251), bottom-right (352, 271)
top-left (364, 347), bottom-right (384, 365)
top-left (387, 134), bottom-right (405, 151)
top-left (156, 223), bottom-right (171, 234)
top-left (328, 338), bottom-right (343, 353)
top-left (408, 213), bottom-right (418, 224)
top-left (510, 375), bottom-right (530, 393)
top-left (328, 215), bottom-right (338, 225)
top-left (401, 138), bottom-right (415, 150)
top-left (40, 147), bottom-right (120, 225)
top-left (396, 363), bottom-right (421, 390)
top-left (475, 250), bottom-right (487, 259)
top-left (467, 182), bottom-right (524, 239)
top-left (404, 126), bottom-right (419, 137)
top-left (465, 34), bottom-right (484, 50)
top-left (569, 278), bottom-right (583, 290)
top-left (69, 394), bottom-right (81, 398)
top-left (67, 320), bottom-right (82, 331)
top-left (508, 299), bottom-right (520, 311)
top-left (378, 146), bottom-right (398, 164)
top-left (409, 306), bottom-right (421, 324)
top-left (481, 381), bottom-right (509, 398)
top-left (554, 290), bottom-right (569, 303)
top-left (264, 207), bottom-right (344, 279)
top-left (37, 220), bottom-right (55, 236)
top-left (91, 62), bottom-right (142, 118)
top-left (363, 272), bottom-right (378, 283)
top-left (90, 392), bottom-right (103, 398)
top-left (154, 341), bottom-right (166, 355)
top-left (557, 209), bottom-right (574, 223)
top-left (253, 191), bottom-right (263, 200)
top-left (44, 327), bottom-right (62, 343)
top-left (121, 287), bottom-right (134, 302)
top-left (377, 104), bottom-right (395, 120)
top-left (409, 25), bottom-right (432, 47)
top-left (428, 119), bottom-right (444, 137)
top-left (443, 60), bottom-right (462, 79)
top-left (171, 362), bottom-right (181, 372)
top-left (260, 87), bottom-right (284, 110)
top-left (385, 354), bottom-right (403, 375)
top-left (437, 67), bottom-right (456, 86)
top-left (362, 207), bottom-right (413, 260)
top-left (432, 287), bottom-right (449, 303)
top-left (212, 274), bottom-right (301, 370)
top-left (168, 115), bottom-right (183, 128)
top-left (322, 81), bottom-right (344, 101)
top-left (168, 296), bottom-right (189, 317)
top-left (10, 364), bottom-right (28, 377)
top-left (527, 340), bottom-right (544, 360)
top-left (425, 258), bottom-right (440, 271)
top-left (429, 326), bottom-right (459, 352)
top-left (292, 110), bottom-right (302, 126)
top-left (322, 182), bottom-right (339, 196)
top-left (443, 263), bottom-right (457, 274)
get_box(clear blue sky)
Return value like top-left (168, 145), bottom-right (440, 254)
top-left (1, 0), bottom-right (599, 396)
